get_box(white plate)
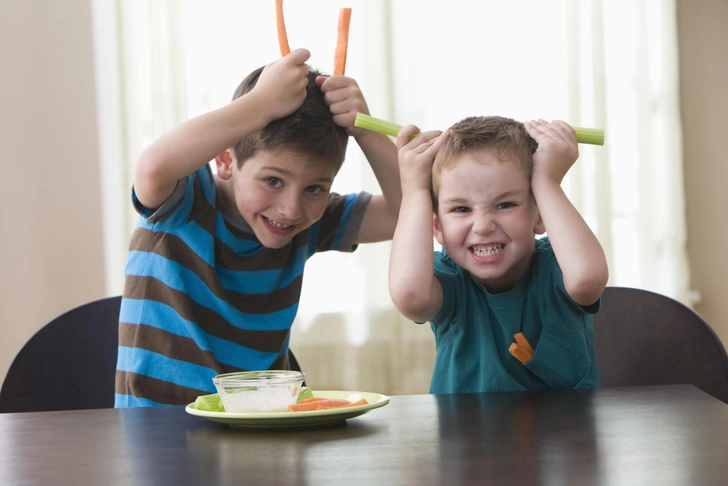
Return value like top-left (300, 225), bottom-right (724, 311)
top-left (185, 390), bottom-right (390, 428)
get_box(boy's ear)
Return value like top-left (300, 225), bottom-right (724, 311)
top-left (214, 149), bottom-right (235, 179)
top-left (533, 210), bottom-right (546, 235)
top-left (433, 212), bottom-right (445, 246)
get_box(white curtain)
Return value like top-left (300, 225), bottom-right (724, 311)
top-left (94, 0), bottom-right (688, 395)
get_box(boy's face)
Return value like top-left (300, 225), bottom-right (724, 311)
top-left (433, 151), bottom-right (545, 293)
top-left (222, 149), bottom-right (336, 249)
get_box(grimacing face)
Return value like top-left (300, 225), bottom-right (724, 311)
top-left (223, 149), bottom-right (336, 249)
top-left (433, 151), bottom-right (545, 293)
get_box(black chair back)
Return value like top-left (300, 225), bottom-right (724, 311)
top-left (594, 286), bottom-right (728, 403)
top-left (0, 296), bottom-right (305, 412)
top-left (0, 296), bottom-right (121, 413)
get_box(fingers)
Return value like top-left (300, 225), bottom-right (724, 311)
top-left (285, 48), bottom-right (311, 65)
top-left (315, 75), bottom-right (327, 87)
top-left (526, 119), bottom-right (576, 143)
top-left (396, 124), bottom-right (422, 149)
top-left (429, 129), bottom-right (451, 154)
top-left (317, 74), bottom-right (354, 92)
top-left (397, 127), bottom-right (449, 156)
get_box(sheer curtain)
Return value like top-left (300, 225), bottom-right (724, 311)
top-left (94, 0), bottom-right (687, 395)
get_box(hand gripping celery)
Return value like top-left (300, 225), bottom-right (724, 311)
top-left (354, 113), bottom-right (605, 146)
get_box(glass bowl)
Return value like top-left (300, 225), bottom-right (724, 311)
top-left (212, 370), bottom-right (305, 413)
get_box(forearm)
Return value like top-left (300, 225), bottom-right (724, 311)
top-left (388, 189), bottom-right (441, 321)
top-left (134, 92), bottom-right (273, 207)
top-left (532, 178), bottom-right (608, 305)
top-left (354, 130), bottom-right (402, 217)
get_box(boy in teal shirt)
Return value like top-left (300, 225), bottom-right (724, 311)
top-left (388, 116), bottom-right (608, 393)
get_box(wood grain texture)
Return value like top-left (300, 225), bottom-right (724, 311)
top-left (1, 385), bottom-right (727, 485)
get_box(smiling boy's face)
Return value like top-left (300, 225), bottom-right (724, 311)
top-left (433, 150), bottom-right (545, 293)
top-left (217, 148), bottom-right (336, 249)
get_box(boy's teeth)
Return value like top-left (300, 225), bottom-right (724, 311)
top-left (471, 244), bottom-right (504, 256)
top-left (265, 217), bottom-right (291, 229)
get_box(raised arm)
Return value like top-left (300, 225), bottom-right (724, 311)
top-left (525, 119), bottom-right (609, 306)
top-left (316, 75), bottom-right (401, 243)
top-left (388, 125), bottom-right (450, 322)
top-left (134, 48), bottom-right (312, 209)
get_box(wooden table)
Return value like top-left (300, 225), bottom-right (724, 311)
top-left (1, 385), bottom-right (726, 485)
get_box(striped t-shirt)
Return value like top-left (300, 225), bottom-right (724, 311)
top-left (114, 165), bottom-right (370, 407)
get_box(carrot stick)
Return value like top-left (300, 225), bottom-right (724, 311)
top-left (316, 398), bottom-right (369, 410)
top-left (288, 398), bottom-right (352, 412)
top-left (509, 343), bottom-right (532, 365)
top-left (333, 8), bottom-right (352, 75)
top-left (299, 397), bottom-right (328, 403)
top-left (275, 0), bottom-right (291, 57)
top-left (513, 332), bottom-right (535, 356)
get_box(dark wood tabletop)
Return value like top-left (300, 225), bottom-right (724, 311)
top-left (1, 384), bottom-right (726, 485)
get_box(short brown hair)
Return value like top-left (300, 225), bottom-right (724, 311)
top-left (231, 67), bottom-right (348, 172)
top-left (432, 116), bottom-right (537, 206)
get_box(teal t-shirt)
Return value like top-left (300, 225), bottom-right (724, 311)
top-left (428, 237), bottom-right (600, 394)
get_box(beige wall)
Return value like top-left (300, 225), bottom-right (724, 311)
top-left (678, 0), bottom-right (728, 345)
top-left (0, 1), bottom-right (106, 384)
top-left (0, 1), bottom-right (726, 387)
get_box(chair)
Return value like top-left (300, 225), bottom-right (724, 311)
top-left (0, 296), bottom-right (122, 413)
top-left (0, 296), bottom-right (305, 413)
top-left (593, 286), bottom-right (728, 404)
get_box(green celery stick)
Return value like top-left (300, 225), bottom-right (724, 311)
top-left (194, 393), bottom-right (224, 412)
top-left (296, 386), bottom-right (313, 403)
top-left (354, 113), bottom-right (605, 146)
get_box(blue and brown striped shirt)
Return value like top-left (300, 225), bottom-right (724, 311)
top-left (114, 165), bottom-right (370, 407)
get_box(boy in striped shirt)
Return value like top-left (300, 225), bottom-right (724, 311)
top-left (115, 48), bottom-right (400, 407)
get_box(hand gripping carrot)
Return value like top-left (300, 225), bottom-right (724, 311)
top-left (333, 8), bottom-right (352, 75)
top-left (275, 0), bottom-right (291, 57)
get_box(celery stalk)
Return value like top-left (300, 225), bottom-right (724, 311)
top-left (354, 113), bottom-right (605, 146)
top-left (355, 113), bottom-right (402, 138)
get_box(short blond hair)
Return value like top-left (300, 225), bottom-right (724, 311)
top-left (432, 116), bottom-right (537, 207)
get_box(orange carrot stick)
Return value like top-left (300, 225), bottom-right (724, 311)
top-left (316, 398), bottom-right (369, 410)
top-left (513, 332), bottom-right (535, 357)
top-left (509, 342), bottom-right (532, 365)
top-left (299, 397), bottom-right (328, 403)
top-left (333, 8), bottom-right (352, 75)
top-left (288, 398), bottom-right (352, 412)
top-left (275, 0), bottom-right (291, 57)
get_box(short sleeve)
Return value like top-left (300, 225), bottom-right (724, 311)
top-left (539, 241), bottom-right (601, 318)
top-left (430, 251), bottom-right (461, 331)
top-left (313, 192), bottom-right (371, 253)
top-left (131, 166), bottom-right (216, 230)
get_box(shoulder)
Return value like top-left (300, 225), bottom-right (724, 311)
top-left (434, 249), bottom-right (464, 279)
top-left (534, 236), bottom-right (555, 259)
top-left (530, 237), bottom-right (559, 275)
top-left (528, 237), bottom-right (598, 314)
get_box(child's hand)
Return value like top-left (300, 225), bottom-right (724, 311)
top-left (254, 48), bottom-right (311, 122)
top-left (524, 119), bottom-right (579, 185)
top-left (315, 75), bottom-right (369, 136)
top-left (396, 125), bottom-right (450, 193)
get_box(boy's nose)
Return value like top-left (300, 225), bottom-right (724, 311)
top-left (277, 193), bottom-right (303, 220)
top-left (473, 212), bottom-right (496, 235)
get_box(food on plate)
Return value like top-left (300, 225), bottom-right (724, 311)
top-left (288, 397), bottom-right (369, 412)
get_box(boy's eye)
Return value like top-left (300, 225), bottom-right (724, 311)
top-left (265, 177), bottom-right (283, 188)
top-left (304, 185), bottom-right (327, 195)
top-left (496, 202), bottom-right (516, 210)
top-left (452, 206), bottom-right (471, 213)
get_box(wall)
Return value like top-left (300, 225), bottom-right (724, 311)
top-left (678, 0), bottom-right (728, 345)
top-left (0, 1), bottom-right (106, 385)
